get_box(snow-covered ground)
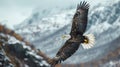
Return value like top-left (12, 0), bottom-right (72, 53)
top-left (8, 0), bottom-right (120, 65)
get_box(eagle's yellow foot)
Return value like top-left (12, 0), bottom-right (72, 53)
top-left (82, 34), bottom-right (95, 49)
top-left (84, 38), bottom-right (89, 44)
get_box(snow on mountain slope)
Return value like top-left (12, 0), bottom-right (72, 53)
top-left (15, 1), bottom-right (120, 64)
top-left (15, 8), bottom-right (74, 41)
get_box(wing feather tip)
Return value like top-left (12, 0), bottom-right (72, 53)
top-left (77, 1), bottom-right (89, 10)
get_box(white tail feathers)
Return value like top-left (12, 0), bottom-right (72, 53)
top-left (81, 34), bottom-right (95, 49)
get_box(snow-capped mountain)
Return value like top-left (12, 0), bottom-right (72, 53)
top-left (15, 0), bottom-right (120, 64)
top-left (15, 9), bottom-right (74, 41)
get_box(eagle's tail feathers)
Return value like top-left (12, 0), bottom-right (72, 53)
top-left (82, 34), bottom-right (95, 49)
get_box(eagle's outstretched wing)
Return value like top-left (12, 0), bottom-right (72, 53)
top-left (56, 1), bottom-right (89, 57)
top-left (49, 2), bottom-right (91, 66)
top-left (70, 1), bottom-right (89, 37)
top-left (57, 2), bottom-right (90, 53)
top-left (56, 1), bottom-right (89, 61)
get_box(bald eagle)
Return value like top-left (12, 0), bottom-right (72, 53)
top-left (49, 1), bottom-right (95, 66)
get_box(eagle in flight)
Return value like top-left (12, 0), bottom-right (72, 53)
top-left (0, 1), bottom-right (95, 67)
top-left (49, 1), bottom-right (95, 67)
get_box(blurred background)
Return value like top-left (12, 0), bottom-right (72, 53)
top-left (0, 0), bottom-right (120, 66)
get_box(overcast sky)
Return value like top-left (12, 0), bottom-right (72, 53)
top-left (0, 0), bottom-right (114, 29)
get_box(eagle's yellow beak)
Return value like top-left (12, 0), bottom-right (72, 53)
top-left (62, 35), bottom-right (71, 39)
